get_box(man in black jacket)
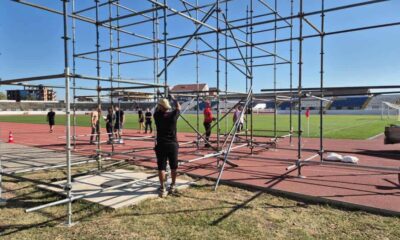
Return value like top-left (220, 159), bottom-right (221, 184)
top-left (153, 95), bottom-right (181, 197)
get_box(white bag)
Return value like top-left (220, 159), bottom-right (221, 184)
top-left (325, 152), bottom-right (343, 162)
top-left (342, 155), bottom-right (359, 164)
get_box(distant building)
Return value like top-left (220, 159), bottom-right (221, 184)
top-left (76, 96), bottom-right (94, 102)
top-left (208, 87), bottom-right (219, 96)
top-left (7, 85), bottom-right (56, 102)
top-left (112, 91), bottom-right (154, 102)
top-left (170, 83), bottom-right (210, 101)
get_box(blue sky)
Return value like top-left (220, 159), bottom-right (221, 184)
top-left (1, 0), bottom-right (400, 100)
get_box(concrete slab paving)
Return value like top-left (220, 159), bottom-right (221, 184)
top-left (0, 142), bottom-right (94, 173)
top-left (39, 169), bottom-right (192, 209)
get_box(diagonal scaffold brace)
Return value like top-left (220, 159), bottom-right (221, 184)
top-left (214, 88), bottom-right (253, 191)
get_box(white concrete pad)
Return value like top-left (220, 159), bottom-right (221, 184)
top-left (0, 143), bottom-right (93, 173)
top-left (40, 169), bottom-right (191, 209)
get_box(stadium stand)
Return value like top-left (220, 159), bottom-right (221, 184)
top-left (365, 94), bottom-right (400, 110)
top-left (278, 101), bottom-right (292, 110)
top-left (329, 96), bottom-right (370, 110)
top-left (300, 98), bottom-right (332, 110)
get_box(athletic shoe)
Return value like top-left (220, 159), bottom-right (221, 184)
top-left (158, 187), bottom-right (168, 198)
top-left (168, 184), bottom-right (178, 195)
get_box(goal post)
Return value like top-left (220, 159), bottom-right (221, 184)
top-left (381, 101), bottom-right (400, 121)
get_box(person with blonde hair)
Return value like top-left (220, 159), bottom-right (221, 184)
top-left (153, 95), bottom-right (181, 197)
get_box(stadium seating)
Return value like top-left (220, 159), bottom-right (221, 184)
top-left (329, 96), bottom-right (369, 110)
top-left (365, 94), bottom-right (400, 109)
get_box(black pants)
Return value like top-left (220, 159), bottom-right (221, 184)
top-left (90, 123), bottom-right (100, 143)
top-left (106, 124), bottom-right (113, 141)
top-left (145, 120), bottom-right (152, 133)
top-left (155, 143), bottom-right (178, 171)
top-left (203, 122), bottom-right (211, 142)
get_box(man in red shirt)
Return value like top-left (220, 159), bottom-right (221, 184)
top-left (203, 101), bottom-right (215, 148)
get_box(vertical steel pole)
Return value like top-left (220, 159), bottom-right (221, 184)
top-left (216, 0), bottom-right (221, 151)
top-left (95, 0), bottom-right (102, 170)
top-left (250, 0), bottom-right (254, 154)
top-left (319, 0), bottom-right (325, 162)
top-left (163, 0), bottom-right (168, 96)
top-left (297, 0), bottom-right (304, 177)
top-left (62, 0), bottom-right (73, 226)
top-left (289, 0), bottom-right (294, 145)
top-left (155, 4), bottom-right (159, 93)
top-left (273, 0), bottom-right (278, 138)
top-left (245, 5), bottom-right (249, 94)
top-left (108, 0), bottom-right (115, 152)
top-left (116, 0), bottom-right (122, 143)
top-left (245, 5), bottom-right (249, 143)
top-left (71, 0), bottom-right (77, 150)
top-left (153, 3), bottom-right (157, 102)
top-left (196, 0), bottom-right (200, 149)
top-left (224, 0), bottom-right (228, 135)
top-left (0, 126), bottom-right (4, 205)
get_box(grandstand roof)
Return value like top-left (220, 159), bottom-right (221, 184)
top-left (170, 83), bottom-right (208, 93)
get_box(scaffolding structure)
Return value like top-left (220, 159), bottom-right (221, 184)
top-left (1, 0), bottom-right (400, 226)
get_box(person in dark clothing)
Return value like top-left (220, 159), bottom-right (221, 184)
top-left (114, 106), bottom-right (125, 143)
top-left (153, 95), bottom-right (181, 197)
top-left (105, 107), bottom-right (115, 144)
top-left (144, 108), bottom-right (153, 134)
top-left (138, 108), bottom-right (145, 133)
top-left (203, 101), bottom-right (215, 148)
top-left (47, 109), bottom-right (56, 133)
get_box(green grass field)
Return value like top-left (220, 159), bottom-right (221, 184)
top-left (1, 164), bottom-right (399, 239)
top-left (0, 114), bottom-right (398, 139)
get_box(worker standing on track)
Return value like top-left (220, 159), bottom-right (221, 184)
top-left (90, 106), bottom-right (100, 144)
top-left (114, 106), bottom-right (125, 144)
top-left (105, 107), bottom-right (115, 144)
top-left (203, 101), bottom-right (215, 148)
top-left (233, 105), bottom-right (245, 133)
top-left (47, 108), bottom-right (56, 133)
top-left (138, 108), bottom-right (145, 133)
top-left (144, 108), bottom-right (153, 134)
top-left (154, 95), bottom-right (181, 197)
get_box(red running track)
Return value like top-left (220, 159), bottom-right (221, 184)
top-left (1, 122), bottom-right (399, 215)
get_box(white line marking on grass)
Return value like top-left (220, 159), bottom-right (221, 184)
top-left (367, 132), bottom-right (383, 141)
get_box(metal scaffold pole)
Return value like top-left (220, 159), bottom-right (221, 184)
top-left (95, 0), bottom-right (102, 170)
top-left (216, 0), bottom-right (221, 151)
top-left (163, 0), bottom-right (168, 96)
top-left (297, 0), bottom-right (304, 178)
top-left (289, 0), bottom-right (294, 145)
top-left (249, 0), bottom-right (254, 153)
top-left (116, 0), bottom-right (122, 143)
top-left (108, 0), bottom-right (115, 153)
top-left (71, 0), bottom-right (77, 150)
top-left (62, 0), bottom-right (73, 227)
top-left (245, 5), bottom-right (249, 143)
top-left (224, 0), bottom-right (228, 136)
top-left (273, 0), bottom-right (278, 138)
top-left (319, 0), bottom-right (325, 162)
top-left (0, 127), bottom-right (4, 205)
top-left (195, 0), bottom-right (200, 149)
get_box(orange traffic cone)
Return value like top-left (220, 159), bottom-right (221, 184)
top-left (8, 131), bottom-right (14, 143)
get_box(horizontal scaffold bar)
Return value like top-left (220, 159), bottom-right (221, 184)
top-left (0, 82), bottom-right (96, 91)
top-left (261, 85), bottom-right (400, 92)
top-left (0, 73), bottom-right (66, 84)
top-left (71, 74), bottom-right (166, 87)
